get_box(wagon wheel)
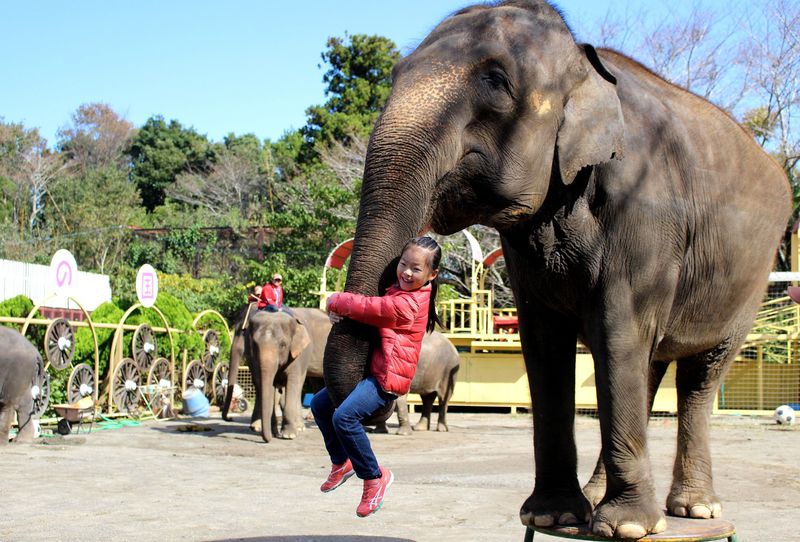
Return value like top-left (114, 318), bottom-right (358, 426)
top-left (211, 362), bottom-right (229, 405)
top-left (202, 329), bottom-right (221, 371)
top-left (183, 359), bottom-right (208, 395)
top-left (132, 324), bottom-right (157, 371)
top-left (112, 358), bottom-right (142, 414)
top-left (67, 363), bottom-right (95, 404)
top-left (147, 357), bottom-right (174, 418)
top-left (31, 371), bottom-right (51, 418)
top-left (45, 318), bottom-right (75, 370)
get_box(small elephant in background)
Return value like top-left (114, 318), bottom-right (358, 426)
top-left (375, 330), bottom-right (460, 435)
top-left (0, 327), bottom-right (42, 445)
top-left (223, 307), bottom-right (330, 443)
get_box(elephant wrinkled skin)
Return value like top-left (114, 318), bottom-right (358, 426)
top-left (0, 327), bottom-right (42, 445)
top-left (321, 1), bottom-right (792, 539)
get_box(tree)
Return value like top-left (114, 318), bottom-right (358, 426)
top-left (56, 103), bottom-right (135, 173)
top-left (129, 116), bottom-right (214, 211)
top-left (300, 34), bottom-right (400, 163)
top-left (0, 120), bottom-right (65, 232)
top-left (46, 166), bottom-right (144, 274)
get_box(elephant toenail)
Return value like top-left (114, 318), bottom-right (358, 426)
top-left (654, 517), bottom-right (667, 533)
top-left (592, 521), bottom-right (614, 537)
top-left (690, 505), bottom-right (712, 518)
top-left (617, 523), bottom-right (647, 539)
top-left (558, 513), bottom-right (578, 525)
top-left (533, 514), bottom-right (555, 527)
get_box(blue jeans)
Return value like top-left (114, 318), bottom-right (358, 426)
top-left (311, 377), bottom-right (395, 480)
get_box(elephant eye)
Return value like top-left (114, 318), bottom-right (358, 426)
top-left (483, 69), bottom-right (512, 95)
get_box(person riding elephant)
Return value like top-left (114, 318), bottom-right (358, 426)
top-left (374, 330), bottom-right (460, 435)
top-left (1, 327), bottom-right (42, 445)
top-left (222, 307), bottom-right (330, 443)
top-left (320, 1), bottom-right (791, 539)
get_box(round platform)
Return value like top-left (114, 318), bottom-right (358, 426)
top-left (524, 516), bottom-right (736, 541)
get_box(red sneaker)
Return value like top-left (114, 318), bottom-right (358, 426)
top-left (356, 467), bottom-right (394, 517)
top-left (320, 459), bottom-right (355, 493)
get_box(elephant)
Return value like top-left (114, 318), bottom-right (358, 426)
top-left (223, 307), bottom-right (330, 443)
top-left (374, 330), bottom-right (460, 435)
top-left (0, 327), bottom-right (42, 445)
top-left (321, 1), bottom-right (792, 539)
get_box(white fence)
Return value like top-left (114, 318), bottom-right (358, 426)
top-left (0, 259), bottom-right (112, 311)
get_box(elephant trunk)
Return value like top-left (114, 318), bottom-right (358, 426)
top-left (323, 105), bottom-right (445, 411)
top-left (259, 348), bottom-right (279, 443)
top-left (222, 329), bottom-right (245, 421)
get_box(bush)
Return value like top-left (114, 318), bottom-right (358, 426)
top-left (0, 295), bottom-right (34, 328)
top-left (74, 301), bottom-right (124, 378)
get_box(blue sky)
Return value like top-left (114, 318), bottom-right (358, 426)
top-left (0, 1), bottom-right (741, 147)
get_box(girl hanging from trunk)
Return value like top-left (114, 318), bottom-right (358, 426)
top-left (311, 236), bottom-right (442, 517)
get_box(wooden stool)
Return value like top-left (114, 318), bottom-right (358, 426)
top-left (524, 517), bottom-right (736, 542)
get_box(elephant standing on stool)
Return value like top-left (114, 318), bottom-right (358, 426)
top-left (321, 1), bottom-right (791, 538)
top-left (1, 328), bottom-right (42, 445)
top-left (222, 307), bottom-right (330, 443)
top-left (375, 330), bottom-right (460, 435)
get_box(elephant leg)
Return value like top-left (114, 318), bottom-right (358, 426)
top-left (279, 369), bottom-right (304, 440)
top-left (222, 331), bottom-right (245, 421)
top-left (249, 357), bottom-right (262, 431)
top-left (583, 360), bottom-right (670, 507)
top-left (667, 339), bottom-right (739, 519)
top-left (14, 398), bottom-right (35, 443)
top-left (0, 404), bottom-right (12, 445)
top-left (414, 392), bottom-right (435, 431)
top-left (518, 305), bottom-right (590, 529)
top-left (588, 321), bottom-right (666, 539)
top-left (436, 367), bottom-right (458, 432)
top-left (396, 395), bottom-right (412, 436)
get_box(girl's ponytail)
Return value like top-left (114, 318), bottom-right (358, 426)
top-left (403, 236), bottom-right (443, 333)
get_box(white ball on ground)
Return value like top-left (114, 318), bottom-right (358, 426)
top-left (774, 404), bottom-right (795, 425)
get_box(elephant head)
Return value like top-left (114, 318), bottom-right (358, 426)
top-left (323, 0), bottom-right (624, 407)
top-left (247, 311), bottom-right (310, 442)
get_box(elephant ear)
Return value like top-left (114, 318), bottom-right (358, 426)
top-left (556, 44), bottom-right (625, 184)
top-left (290, 319), bottom-right (311, 360)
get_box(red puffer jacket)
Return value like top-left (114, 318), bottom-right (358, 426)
top-left (327, 283), bottom-right (431, 396)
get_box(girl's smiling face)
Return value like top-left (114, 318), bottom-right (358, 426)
top-left (396, 245), bottom-right (438, 291)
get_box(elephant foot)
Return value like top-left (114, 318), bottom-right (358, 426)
top-left (413, 420), bottom-right (430, 431)
top-left (372, 423), bottom-right (389, 434)
top-left (591, 494), bottom-right (667, 539)
top-left (436, 422), bottom-right (448, 432)
top-left (519, 486), bottom-right (591, 528)
top-left (667, 486), bottom-right (722, 518)
top-left (279, 431), bottom-right (298, 440)
top-left (396, 424), bottom-right (412, 436)
top-left (581, 473), bottom-right (605, 508)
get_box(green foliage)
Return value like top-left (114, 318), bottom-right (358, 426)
top-left (125, 292), bottom-right (204, 361)
top-left (73, 301), bottom-right (123, 378)
top-left (0, 295), bottom-right (34, 327)
top-left (300, 34), bottom-right (399, 163)
top-left (158, 273), bottom-right (246, 324)
top-left (129, 116), bottom-right (214, 211)
top-left (46, 166), bottom-right (144, 273)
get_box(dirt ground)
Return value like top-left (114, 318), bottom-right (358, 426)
top-left (1, 409), bottom-right (798, 542)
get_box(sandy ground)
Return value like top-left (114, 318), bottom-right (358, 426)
top-left (1, 410), bottom-right (798, 542)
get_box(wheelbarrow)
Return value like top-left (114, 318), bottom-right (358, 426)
top-left (52, 398), bottom-right (95, 435)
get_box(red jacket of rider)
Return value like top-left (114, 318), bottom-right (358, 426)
top-left (326, 283), bottom-right (431, 396)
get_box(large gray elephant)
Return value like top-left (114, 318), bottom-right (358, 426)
top-left (375, 330), bottom-right (460, 435)
top-left (222, 307), bottom-right (330, 443)
top-left (321, 1), bottom-right (792, 539)
top-left (1, 327), bottom-right (42, 445)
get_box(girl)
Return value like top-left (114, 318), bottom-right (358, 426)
top-left (311, 236), bottom-right (442, 517)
